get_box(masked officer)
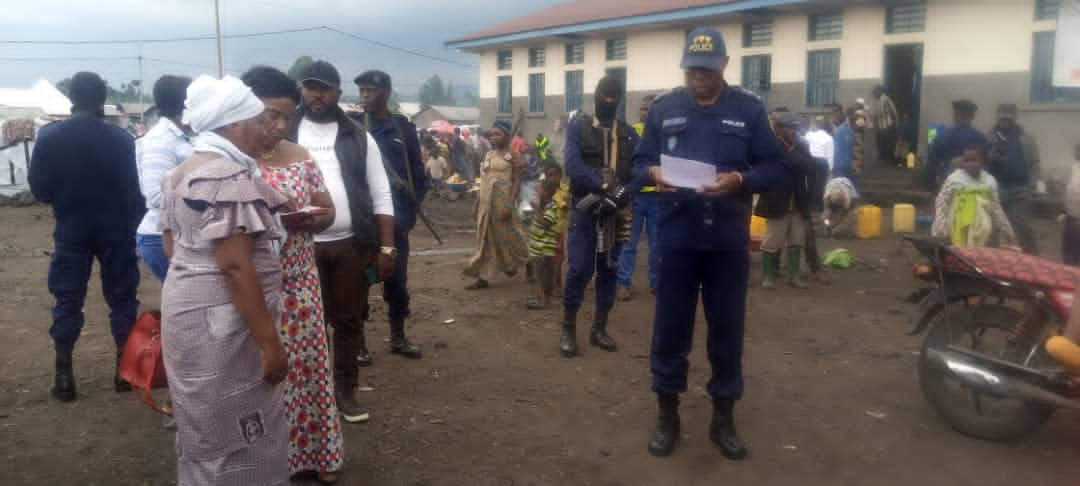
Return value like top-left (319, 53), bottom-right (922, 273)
top-left (560, 76), bottom-right (640, 358)
top-left (636, 27), bottom-right (787, 458)
top-left (353, 70), bottom-right (429, 363)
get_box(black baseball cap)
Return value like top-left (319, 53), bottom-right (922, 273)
top-left (681, 27), bottom-right (727, 71)
top-left (354, 70), bottom-right (392, 90)
top-left (774, 112), bottom-right (801, 128)
top-left (299, 60), bottom-right (341, 88)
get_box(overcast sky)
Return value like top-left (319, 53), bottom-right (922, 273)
top-left (0, 0), bottom-right (562, 98)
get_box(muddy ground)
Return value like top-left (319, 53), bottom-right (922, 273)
top-left (1, 197), bottom-right (1078, 486)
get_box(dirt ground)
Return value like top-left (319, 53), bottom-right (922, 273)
top-left (1, 198), bottom-right (1078, 486)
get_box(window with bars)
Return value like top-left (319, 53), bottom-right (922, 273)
top-left (606, 37), bottom-right (627, 61)
top-left (743, 20), bottom-right (773, 47)
top-left (1030, 31), bottom-right (1080, 103)
top-left (809, 12), bottom-right (843, 41)
top-left (528, 73), bottom-right (545, 113)
top-left (497, 50), bottom-right (512, 70)
top-left (497, 75), bottom-right (512, 113)
top-left (565, 42), bottom-right (585, 64)
top-left (565, 70), bottom-right (584, 112)
top-left (741, 55), bottom-right (772, 105)
top-left (1036, 0), bottom-right (1061, 20)
top-left (806, 49), bottom-right (840, 106)
top-left (886, 2), bottom-right (927, 34)
top-left (528, 47), bottom-right (546, 68)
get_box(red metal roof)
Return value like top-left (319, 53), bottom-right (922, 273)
top-left (452, 0), bottom-right (735, 43)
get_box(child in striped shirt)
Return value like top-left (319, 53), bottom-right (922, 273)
top-left (527, 166), bottom-right (564, 309)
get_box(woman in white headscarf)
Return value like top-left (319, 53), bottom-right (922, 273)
top-left (159, 75), bottom-right (290, 486)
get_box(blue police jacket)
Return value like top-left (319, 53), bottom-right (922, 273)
top-left (28, 112), bottom-right (145, 240)
top-left (564, 115), bottom-right (642, 198)
top-left (356, 112), bottom-right (429, 232)
top-left (632, 86), bottom-right (787, 251)
top-left (928, 123), bottom-right (988, 174)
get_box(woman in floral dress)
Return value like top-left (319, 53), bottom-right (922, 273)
top-left (242, 66), bottom-right (343, 485)
top-left (464, 120), bottom-right (528, 289)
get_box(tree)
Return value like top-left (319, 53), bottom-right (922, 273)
top-left (287, 56), bottom-right (315, 81)
top-left (419, 74), bottom-right (448, 108)
top-left (445, 81), bottom-right (456, 105)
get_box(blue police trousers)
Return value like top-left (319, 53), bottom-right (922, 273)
top-left (563, 208), bottom-right (623, 315)
top-left (48, 233), bottom-right (140, 354)
top-left (651, 248), bottom-right (749, 399)
top-left (382, 229), bottom-right (411, 323)
top-left (616, 192), bottom-right (660, 290)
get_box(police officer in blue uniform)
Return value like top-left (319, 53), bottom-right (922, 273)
top-left (353, 70), bottom-right (429, 364)
top-left (28, 71), bottom-right (145, 401)
top-left (561, 77), bottom-right (640, 357)
top-left (636, 28), bottom-right (787, 458)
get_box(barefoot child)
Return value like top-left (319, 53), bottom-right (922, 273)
top-left (527, 166), bottom-right (565, 309)
top-left (931, 144), bottom-right (1018, 247)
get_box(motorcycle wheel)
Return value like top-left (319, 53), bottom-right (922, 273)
top-left (918, 303), bottom-right (1056, 441)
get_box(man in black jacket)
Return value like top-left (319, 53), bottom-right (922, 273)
top-left (354, 70), bottom-right (429, 362)
top-left (29, 71), bottom-right (145, 401)
top-left (287, 60), bottom-right (396, 424)
top-left (754, 112), bottom-right (814, 289)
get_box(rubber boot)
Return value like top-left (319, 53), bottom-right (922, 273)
top-left (647, 393), bottom-right (680, 457)
top-left (589, 311), bottom-right (617, 352)
top-left (52, 349), bottom-right (76, 402)
top-left (560, 308), bottom-right (578, 358)
top-left (786, 247), bottom-right (808, 289)
top-left (710, 398), bottom-right (748, 460)
top-left (114, 350), bottom-right (132, 392)
top-left (761, 252), bottom-right (778, 289)
top-left (389, 319), bottom-right (423, 359)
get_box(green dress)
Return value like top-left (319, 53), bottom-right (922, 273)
top-left (464, 150), bottom-right (528, 280)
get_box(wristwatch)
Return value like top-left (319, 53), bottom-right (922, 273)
top-left (379, 246), bottom-right (398, 258)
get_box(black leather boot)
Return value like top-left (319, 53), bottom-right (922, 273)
top-left (560, 308), bottom-right (578, 358)
top-left (710, 398), bottom-right (748, 460)
top-left (589, 311), bottom-right (617, 351)
top-left (52, 349), bottom-right (76, 402)
top-left (114, 351), bottom-right (132, 392)
top-left (647, 393), bottom-right (680, 457)
top-left (389, 319), bottom-right (422, 359)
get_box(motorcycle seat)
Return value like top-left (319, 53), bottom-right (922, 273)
top-left (946, 246), bottom-right (1080, 291)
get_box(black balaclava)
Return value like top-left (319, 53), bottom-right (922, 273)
top-left (594, 76), bottom-right (622, 123)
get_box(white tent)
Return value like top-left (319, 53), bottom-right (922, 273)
top-left (0, 79), bottom-right (72, 117)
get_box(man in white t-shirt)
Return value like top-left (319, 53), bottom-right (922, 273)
top-left (287, 60), bottom-right (396, 424)
top-left (802, 116), bottom-right (834, 283)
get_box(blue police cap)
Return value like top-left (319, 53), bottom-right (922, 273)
top-left (681, 27), bottom-right (727, 71)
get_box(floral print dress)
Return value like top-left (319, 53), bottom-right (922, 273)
top-left (259, 159), bottom-right (344, 475)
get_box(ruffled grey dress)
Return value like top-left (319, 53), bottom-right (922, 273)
top-left (160, 156), bottom-right (290, 486)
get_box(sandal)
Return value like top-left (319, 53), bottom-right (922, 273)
top-left (526, 297), bottom-right (547, 310)
top-left (317, 471), bottom-right (341, 485)
top-left (465, 279), bottom-right (489, 290)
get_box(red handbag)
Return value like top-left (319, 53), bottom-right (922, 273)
top-left (119, 310), bottom-right (170, 414)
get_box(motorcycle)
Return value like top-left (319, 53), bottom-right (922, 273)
top-left (906, 236), bottom-right (1080, 440)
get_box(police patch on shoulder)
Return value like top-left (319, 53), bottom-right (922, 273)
top-left (731, 86), bottom-right (765, 106)
top-left (662, 117), bottom-right (687, 128)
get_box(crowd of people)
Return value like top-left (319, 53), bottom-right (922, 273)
top-left (22, 24), bottom-right (1080, 485)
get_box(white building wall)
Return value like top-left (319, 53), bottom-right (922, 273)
top-left (477, 0), bottom-right (1059, 99)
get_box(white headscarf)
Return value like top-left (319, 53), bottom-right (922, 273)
top-left (182, 75), bottom-right (266, 170)
top-left (182, 75), bottom-right (264, 133)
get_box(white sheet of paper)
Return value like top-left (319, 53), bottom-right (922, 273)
top-left (660, 154), bottom-right (717, 189)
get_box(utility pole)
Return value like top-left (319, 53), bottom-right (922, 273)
top-left (214, 0), bottom-right (224, 77)
top-left (138, 42), bottom-right (145, 123)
